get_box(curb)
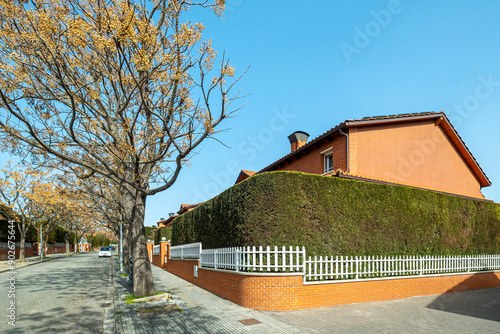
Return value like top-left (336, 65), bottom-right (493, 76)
top-left (113, 259), bottom-right (128, 334)
top-left (103, 259), bottom-right (116, 333)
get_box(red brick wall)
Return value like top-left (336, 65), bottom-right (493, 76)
top-left (274, 135), bottom-right (347, 174)
top-left (165, 259), bottom-right (199, 284)
top-left (152, 254), bottom-right (161, 267)
top-left (0, 244), bottom-right (81, 260)
top-left (353, 120), bottom-right (484, 198)
top-left (0, 246), bottom-right (36, 260)
top-left (164, 259), bottom-right (500, 311)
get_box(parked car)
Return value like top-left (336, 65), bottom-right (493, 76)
top-left (98, 247), bottom-right (112, 258)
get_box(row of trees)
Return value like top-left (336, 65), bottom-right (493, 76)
top-left (0, 163), bottom-right (114, 260)
top-left (0, 0), bottom-right (244, 296)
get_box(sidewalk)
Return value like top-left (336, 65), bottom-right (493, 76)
top-left (113, 261), bottom-right (500, 334)
top-left (113, 260), bottom-right (302, 334)
top-left (0, 252), bottom-right (80, 273)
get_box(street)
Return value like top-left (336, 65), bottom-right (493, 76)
top-left (0, 252), bottom-right (112, 334)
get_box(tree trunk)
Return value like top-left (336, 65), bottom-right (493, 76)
top-left (130, 192), bottom-right (155, 296)
top-left (40, 235), bottom-right (46, 259)
top-left (122, 222), bottom-right (131, 271)
top-left (19, 234), bottom-right (25, 262)
top-left (17, 216), bottom-right (27, 262)
top-left (121, 181), bottom-right (154, 296)
top-left (65, 239), bottom-right (70, 254)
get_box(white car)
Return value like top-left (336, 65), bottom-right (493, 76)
top-left (98, 247), bottom-right (112, 258)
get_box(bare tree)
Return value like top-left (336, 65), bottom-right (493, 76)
top-left (0, 0), bottom-right (246, 295)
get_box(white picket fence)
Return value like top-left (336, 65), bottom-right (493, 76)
top-left (200, 246), bottom-right (305, 273)
top-left (171, 242), bottom-right (500, 283)
top-left (153, 245), bottom-right (160, 255)
top-left (304, 254), bottom-right (500, 283)
top-left (170, 242), bottom-right (202, 259)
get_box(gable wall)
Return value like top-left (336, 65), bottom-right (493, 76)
top-left (353, 120), bottom-right (484, 198)
top-left (273, 135), bottom-right (347, 174)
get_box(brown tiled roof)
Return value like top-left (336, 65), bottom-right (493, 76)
top-left (258, 111), bottom-right (491, 187)
top-left (177, 202), bottom-right (204, 215)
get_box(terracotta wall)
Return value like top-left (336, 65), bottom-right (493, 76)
top-left (149, 242), bottom-right (170, 269)
top-left (0, 243), bottom-right (82, 260)
top-left (164, 259), bottom-right (500, 311)
top-left (350, 120), bottom-right (484, 198)
top-left (276, 135), bottom-right (347, 174)
top-left (0, 246), bottom-right (36, 260)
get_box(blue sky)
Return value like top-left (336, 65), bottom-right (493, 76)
top-left (2, 1), bottom-right (500, 226)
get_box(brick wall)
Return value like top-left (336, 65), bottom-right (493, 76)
top-left (0, 243), bottom-right (82, 260)
top-left (164, 258), bottom-right (500, 311)
top-left (0, 246), bottom-right (36, 260)
top-left (275, 135), bottom-right (347, 174)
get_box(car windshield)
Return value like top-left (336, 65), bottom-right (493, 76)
top-left (100, 247), bottom-right (108, 251)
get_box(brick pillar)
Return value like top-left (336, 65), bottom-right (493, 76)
top-left (146, 242), bottom-right (153, 262)
top-left (160, 241), bottom-right (170, 268)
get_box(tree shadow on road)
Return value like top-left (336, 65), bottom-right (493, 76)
top-left (427, 273), bottom-right (500, 322)
top-left (4, 255), bottom-right (111, 333)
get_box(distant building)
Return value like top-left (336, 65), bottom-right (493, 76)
top-left (156, 202), bottom-right (204, 227)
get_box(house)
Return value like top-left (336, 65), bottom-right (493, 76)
top-left (236, 112), bottom-right (491, 200)
top-left (157, 202), bottom-right (204, 227)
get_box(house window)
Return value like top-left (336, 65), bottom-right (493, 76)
top-left (324, 153), bottom-right (333, 173)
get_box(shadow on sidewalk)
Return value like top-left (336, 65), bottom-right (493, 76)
top-left (427, 273), bottom-right (500, 322)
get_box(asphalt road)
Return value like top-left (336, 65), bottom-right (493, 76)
top-left (0, 252), bottom-right (113, 334)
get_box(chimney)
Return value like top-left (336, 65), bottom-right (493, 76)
top-left (288, 131), bottom-right (310, 152)
top-left (168, 212), bottom-right (176, 217)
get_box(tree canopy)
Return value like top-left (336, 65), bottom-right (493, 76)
top-left (0, 0), bottom-right (245, 296)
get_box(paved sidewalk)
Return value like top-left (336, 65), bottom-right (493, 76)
top-left (113, 261), bottom-right (302, 334)
top-left (265, 287), bottom-right (500, 334)
top-left (113, 262), bottom-right (500, 334)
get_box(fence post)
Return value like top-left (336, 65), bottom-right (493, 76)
top-left (235, 247), bottom-right (240, 272)
top-left (419, 256), bottom-right (423, 276)
top-left (302, 247), bottom-right (306, 284)
top-left (355, 256), bottom-right (359, 280)
top-left (214, 248), bottom-right (218, 269)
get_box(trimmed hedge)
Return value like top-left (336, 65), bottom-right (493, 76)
top-left (154, 226), bottom-right (172, 244)
top-left (172, 171), bottom-right (500, 256)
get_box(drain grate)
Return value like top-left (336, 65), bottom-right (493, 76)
top-left (238, 318), bottom-right (262, 326)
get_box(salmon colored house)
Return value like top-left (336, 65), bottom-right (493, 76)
top-left (157, 202), bottom-right (204, 227)
top-left (236, 112), bottom-right (491, 200)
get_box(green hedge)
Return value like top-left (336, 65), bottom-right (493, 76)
top-left (154, 226), bottom-right (172, 244)
top-left (172, 171), bottom-right (500, 256)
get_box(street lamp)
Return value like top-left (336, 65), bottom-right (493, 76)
top-left (120, 221), bottom-right (123, 272)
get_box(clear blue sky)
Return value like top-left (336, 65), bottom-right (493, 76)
top-left (2, 1), bottom-right (500, 226)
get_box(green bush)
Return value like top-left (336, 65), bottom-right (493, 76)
top-left (172, 171), bottom-right (500, 256)
top-left (154, 227), bottom-right (172, 244)
top-left (144, 226), bottom-right (157, 241)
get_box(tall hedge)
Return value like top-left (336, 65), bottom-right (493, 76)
top-left (154, 226), bottom-right (172, 244)
top-left (172, 171), bottom-right (500, 256)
